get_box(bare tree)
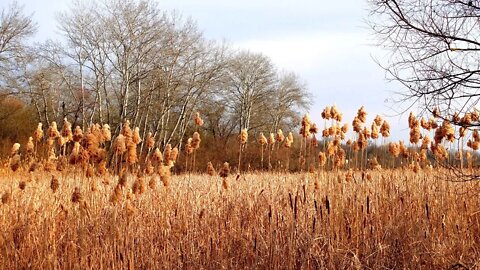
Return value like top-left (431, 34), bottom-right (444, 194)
top-left (0, 2), bottom-right (35, 62)
top-left (0, 1), bottom-right (36, 92)
top-left (269, 72), bottom-right (311, 132)
top-left (368, 0), bottom-right (480, 120)
top-left (223, 51), bottom-right (276, 132)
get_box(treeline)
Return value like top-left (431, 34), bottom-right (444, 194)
top-left (0, 0), bottom-right (311, 158)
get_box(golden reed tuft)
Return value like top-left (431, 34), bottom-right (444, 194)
top-left (207, 162), bottom-right (216, 176)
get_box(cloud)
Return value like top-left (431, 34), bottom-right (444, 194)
top-left (236, 31), bottom-right (368, 72)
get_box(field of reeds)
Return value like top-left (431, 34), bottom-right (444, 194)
top-left (0, 169), bottom-right (479, 269)
top-left (1, 106), bottom-right (480, 269)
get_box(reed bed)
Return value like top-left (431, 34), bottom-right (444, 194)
top-left (0, 169), bottom-right (479, 269)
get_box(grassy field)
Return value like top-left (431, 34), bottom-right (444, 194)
top-left (0, 168), bottom-right (479, 269)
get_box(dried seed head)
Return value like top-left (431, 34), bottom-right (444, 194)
top-left (56, 157), bottom-right (66, 172)
top-left (73, 126), bottom-right (83, 142)
top-left (388, 142), bottom-right (400, 158)
top-left (409, 125), bottom-right (421, 144)
top-left (300, 114), bottom-right (311, 137)
top-left (132, 176), bottom-right (145, 195)
top-left (284, 134), bottom-right (293, 148)
top-left (118, 171), bottom-right (128, 187)
top-left (408, 112), bottom-right (418, 129)
top-left (132, 127), bottom-right (142, 145)
top-left (85, 164), bottom-right (95, 178)
top-left (309, 123), bottom-right (319, 134)
top-left (207, 161), bottom-right (216, 176)
top-left (321, 106), bottom-right (331, 120)
top-left (194, 112), bottom-right (204, 126)
top-left (222, 178), bottom-right (229, 190)
top-left (102, 124), bottom-right (111, 142)
top-left (352, 117), bottom-right (362, 133)
top-left (276, 129), bottom-right (285, 142)
top-left (169, 147), bottom-right (179, 163)
top-left (61, 118), bottom-right (73, 141)
top-left (357, 106), bottom-right (367, 123)
top-left (239, 128), bottom-right (248, 144)
top-left (98, 160), bottom-right (108, 176)
top-left (113, 134), bottom-right (127, 155)
top-left (467, 139), bottom-right (479, 150)
top-left (1, 192), bottom-right (11, 204)
top-left (28, 162), bottom-right (38, 172)
top-left (192, 132), bottom-right (201, 149)
top-left (185, 138), bottom-right (194, 155)
top-left (18, 180), bottom-right (26, 190)
top-left (121, 120), bottom-right (133, 139)
top-left (318, 152), bottom-right (327, 167)
top-left (331, 104), bottom-right (339, 120)
top-left (334, 148), bottom-right (346, 168)
top-left (268, 133), bottom-right (275, 145)
top-left (310, 134), bottom-right (318, 148)
top-left (219, 162), bottom-right (230, 178)
top-left (11, 143), bottom-right (20, 157)
top-left (431, 143), bottom-right (448, 161)
top-left (374, 115), bottom-right (383, 126)
top-left (380, 121), bottom-right (390, 138)
top-left (421, 134), bottom-right (431, 150)
top-left (258, 132), bottom-right (267, 146)
top-left (110, 184), bottom-right (123, 204)
top-left (71, 187), bottom-right (82, 203)
top-left (146, 132), bottom-right (155, 149)
top-left (34, 122), bottom-right (44, 142)
top-left (26, 137), bottom-right (34, 154)
top-left (163, 144), bottom-right (172, 163)
top-left (127, 140), bottom-right (137, 165)
top-left (10, 154), bottom-right (21, 172)
top-left (148, 176), bottom-right (158, 190)
top-left (371, 122), bottom-right (379, 140)
top-left (159, 165), bottom-right (171, 187)
top-left (48, 121), bottom-right (60, 138)
top-left (50, 175), bottom-right (59, 192)
top-left (152, 148), bottom-right (163, 164)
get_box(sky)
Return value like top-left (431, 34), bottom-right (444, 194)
top-left (1, 0), bottom-right (410, 139)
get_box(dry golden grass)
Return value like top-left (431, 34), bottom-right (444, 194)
top-left (0, 168), bottom-right (479, 269)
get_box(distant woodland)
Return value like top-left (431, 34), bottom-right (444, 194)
top-left (0, 0), bottom-right (311, 164)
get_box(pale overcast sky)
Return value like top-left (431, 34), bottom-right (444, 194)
top-left (2, 0), bottom-right (410, 139)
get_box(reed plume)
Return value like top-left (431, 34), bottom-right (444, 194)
top-left (11, 143), bottom-right (20, 157)
top-left (26, 137), bottom-right (34, 155)
top-left (34, 122), bottom-right (43, 142)
top-left (258, 132), bottom-right (267, 169)
top-left (194, 112), bottom-right (204, 127)
top-left (207, 161), bottom-right (216, 176)
top-left (238, 129), bottom-right (248, 173)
